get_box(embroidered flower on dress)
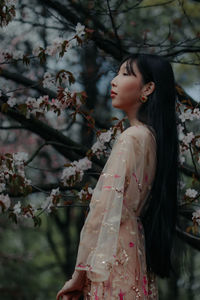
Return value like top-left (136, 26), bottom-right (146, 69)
top-left (129, 242), bottom-right (134, 247)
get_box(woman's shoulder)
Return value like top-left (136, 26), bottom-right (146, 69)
top-left (117, 125), bottom-right (156, 150)
top-left (120, 124), bottom-right (154, 140)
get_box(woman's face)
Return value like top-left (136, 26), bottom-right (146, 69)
top-left (110, 60), bottom-right (144, 112)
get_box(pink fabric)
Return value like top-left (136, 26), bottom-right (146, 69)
top-left (75, 125), bottom-right (159, 299)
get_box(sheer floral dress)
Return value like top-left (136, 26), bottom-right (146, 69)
top-left (75, 124), bottom-right (159, 299)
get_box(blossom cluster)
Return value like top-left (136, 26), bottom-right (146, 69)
top-left (6, 91), bottom-right (75, 118)
top-left (61, 157), bottom-right (92, 187)
top-left (33, 23), bottom-right (86, 59)
top-left (5, 70), bottom-right (83, 118)
top-left (91, 127), bottom-right (120, 159)
top-left (192, 209), bottom-right (200, 226)
top-left (0, 151), bottom-right (30, 182)
top-left (41, 187), bottom-right (61, 213)
top-left (0, 0), bottom-right (17, 27)
top-left (185, 188), bottom-right (198, 199)
top-left (0, 48), bottom-right (23, 63)
top-left (177, 107), bottom-right (200, 166)
top-left (0, 22), bottom-right (85, 65)
top-left (0, 152), bottom-right (31, 200)
top-left (178, 108), bottom-right (200, 123)
top-left (77, 186), bottom-right (94, 202)
top-left (0, 193), bottom-right (10, 213)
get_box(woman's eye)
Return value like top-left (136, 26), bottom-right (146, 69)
top-left (123, 73), bottom-right (128, 76)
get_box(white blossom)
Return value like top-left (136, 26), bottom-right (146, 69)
top-left (13, 152), bottom-right (28, 165)
top-left (7, 96), bottom-right (17, 107)
top-left (0, 194), bottom-right (11, 212)
top-left (177, 124), bottom-right (184, 141)
top-left (179, 155), bottom-right (185, 165)
top-left (61, 157), bottom-right (92, 186)
top-left (185, 188), bottom-right (198, 198)
top-left (13, 201), bottom-right (21, 215)
top-left (45, 37), bottom-right (64, 56)
top-left (77, 187), bottom-right (94, 200)
top-left (195, 138), bottom-right (200, 148)
top-left (182, 132), bottom-right (195, 146)
top-left (75, 157), bottom-right (92, 171)
top-left (25, 96), bottom-right (48, 117)
top-left (42, 187), bottom-right (60, 213)
top-left (43, 72), bottom-right (57, 89)
top-left (91, 127), bottom-right (115, 158)
top-left (75, 23), bottom-right (85, 37)
top-left (0, 49), bottom-right (12, 63)
top-left (98, 129), bottom-right (113, 143)
top-left (5, 0), bottom-right (16, 6)
top-left (91, 141), bottom-right (106, 159)
top-left (179, 181), bottom-right (185, 190)
top-left (193, 108), bottom-right (200, 119)
top-left (179, 110), bottom-right (194, 122)
top-left (192, 209), bottom-right (200, 225)
top-left (61, 165), bottom-right (76, 180)
top-left (179, 108), bottom-right (200, 122)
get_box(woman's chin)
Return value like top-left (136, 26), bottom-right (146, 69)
top-left (111, 101), bottom-right (123, 109)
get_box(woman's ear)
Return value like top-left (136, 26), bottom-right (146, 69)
top-left (142, 81), bottom-right (155, 96)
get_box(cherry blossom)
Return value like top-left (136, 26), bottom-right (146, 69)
top-left (13, 152), bottom-right (28, 165)
top-left (177, 124), bottom-right (184, 141)
top-left (61, 157), bottom-right (92, 187)
top-left (180, 181), bottom-right (185, 190)
top-left (5, 0), bottom-right (16, 6)
top-left (77, 187), bottom-right (94, 201)
top-left (179, 108), bottom-right (200, 123)
top-left (182, 132), bottom-right (195, 146)
top-left (185, 188), bottom-right (198, 198)
top-left (42, 72), bottom-right (57, 89)
top-left (75, 23), bottom-right (85, 37)
top-left (13, 201), bottom-right (21, 215)
top-left (91, 127), bottom-right (119, 159)
top-left (7, 96), bottom-right (17, 107)
top-left (42, 187), bottom-right (61, 213)
top-left (45, 37), bottom-right (65, 56)
top-left (179, 155), bottom-right (185, 165)
top-left (0, 194), bottom-right (11, 212)
top-left (196, 137), bottom-right (200, 148)
top-left (192, 209), bottom-right (200, 225)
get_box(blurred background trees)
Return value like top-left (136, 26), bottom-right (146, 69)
top-left (0, 0), bottom-right (200, 299)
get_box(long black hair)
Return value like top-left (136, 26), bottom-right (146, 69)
top-left (118, 53), bottom-right (179, 278)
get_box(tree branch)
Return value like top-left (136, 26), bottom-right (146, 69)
top-left (176, 225), bottom-right (200, 251)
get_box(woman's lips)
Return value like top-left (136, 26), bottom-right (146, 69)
top-left (111, 90), bottom-right (117, 97)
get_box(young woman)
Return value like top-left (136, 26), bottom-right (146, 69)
top-left (56, 53), bottom-right (179, 300)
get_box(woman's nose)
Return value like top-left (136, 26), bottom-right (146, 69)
top-left (111, 80), bottom-right (117, 87)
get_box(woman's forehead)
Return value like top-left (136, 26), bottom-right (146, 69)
top-left (119, 60), bottom-right (137, 72)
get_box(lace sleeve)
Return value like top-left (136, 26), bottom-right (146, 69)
top-left (74, 128), bottom-right (147, 282)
